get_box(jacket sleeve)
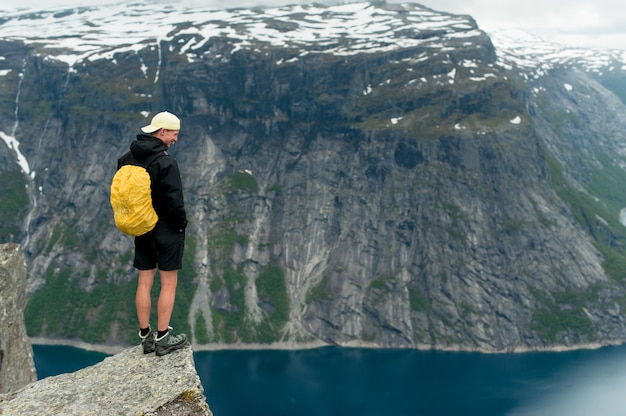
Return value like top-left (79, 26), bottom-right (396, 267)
top-left (154, 158), bottom-right (188, 230)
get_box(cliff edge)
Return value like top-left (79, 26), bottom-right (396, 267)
top-left (0, 243), bottom-right (36, 394)
top-left (0, 243), bottom-right (212, 415)
top-left (0, 345), bottom-right (212, 416)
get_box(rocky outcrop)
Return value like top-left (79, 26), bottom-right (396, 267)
top-left (0, 346), bottom-right (212, 416)
top-left (0, 243), bottom-right (211, 415)
top-left (0, 244), bottom-right (36, 394)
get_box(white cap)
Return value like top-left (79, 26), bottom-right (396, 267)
top-left (141, 111), bottom-right (181, 133)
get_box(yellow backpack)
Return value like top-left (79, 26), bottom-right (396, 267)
top-left (110, 152), bottom-right (165, 236)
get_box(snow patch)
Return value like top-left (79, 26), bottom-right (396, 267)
top-left (0, 131), bottom-right (32, 176)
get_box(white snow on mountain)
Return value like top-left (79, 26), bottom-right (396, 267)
top-left (0, 1), bottom-right (624, 75)
top-left (489, 27), bottom-right (626, 75)
top-left (0, 2), bottom-right (479, 66)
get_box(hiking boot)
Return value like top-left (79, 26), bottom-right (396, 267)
top-left (138, 329), bottom-right (156, 354)
top-left (155, 327), bottom-right (188, 357)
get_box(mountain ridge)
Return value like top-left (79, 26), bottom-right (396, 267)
top-left (1, 2), bottom-right (624, 69)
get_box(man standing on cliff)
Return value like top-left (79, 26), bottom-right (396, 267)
top-left (116, 111), bottom-right (189, 356)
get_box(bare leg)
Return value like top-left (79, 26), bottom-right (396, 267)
top-left (157, 269), bottom-right (178, 332)
top-left (136, 268), bottom-right (156, 329)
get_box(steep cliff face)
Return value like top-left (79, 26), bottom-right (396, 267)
top-left (0, 244), bottom-right (37, 393)
top-left (1, 2), bottom-right (626, 352)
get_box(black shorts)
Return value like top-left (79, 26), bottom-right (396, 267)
top-left (134, 221), bottom-right (185, 271)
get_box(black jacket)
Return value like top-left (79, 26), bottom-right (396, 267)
top-left (117, 134), bottom-right (187, 231)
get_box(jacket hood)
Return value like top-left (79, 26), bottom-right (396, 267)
top-left (130, 134), bottom-right (168, 160)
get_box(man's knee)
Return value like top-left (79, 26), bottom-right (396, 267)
top-left (159, 270), bottom-right (179, 289)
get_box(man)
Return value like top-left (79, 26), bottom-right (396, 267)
top-left (116, 111), bottom-right (188, 356)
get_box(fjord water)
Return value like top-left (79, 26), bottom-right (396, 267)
top-left (33, 344), bottom-right (626, 415)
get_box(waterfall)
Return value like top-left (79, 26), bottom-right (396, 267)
top-left (0, 64), bottom-right (32, 178)
top-left (154, 39), bottom-right (162, 84)
top-left (0, 60), bottom-right (37, 248)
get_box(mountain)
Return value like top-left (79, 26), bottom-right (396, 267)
top-left (1, 1), bottom-right (626, 352)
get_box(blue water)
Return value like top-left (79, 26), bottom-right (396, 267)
top-left (32, 344), bottom-right (626, 416)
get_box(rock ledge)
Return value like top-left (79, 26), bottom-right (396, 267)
top-left (0, 345), bottom-right (212, 416)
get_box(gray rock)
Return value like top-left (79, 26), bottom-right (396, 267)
top-left (0, 346), bottom-right (212, 416)
top-left (0, 244), bottom-right (36, 394)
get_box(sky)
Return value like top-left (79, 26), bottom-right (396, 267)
top-left (0, 0), bottom-right (624, 51)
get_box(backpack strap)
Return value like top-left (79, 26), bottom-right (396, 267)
top-left (137, 150), bottom-right (168, 169)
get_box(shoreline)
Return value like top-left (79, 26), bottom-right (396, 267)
top-left (29, 337), bottom-right (331, 355)
top-left (29, 337), bottom-right (624, 356)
